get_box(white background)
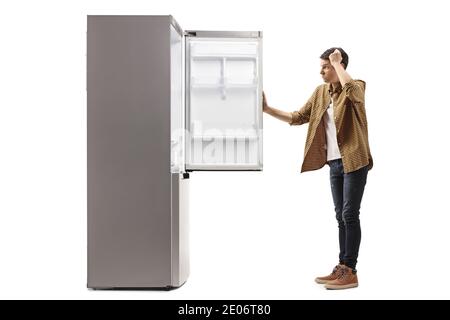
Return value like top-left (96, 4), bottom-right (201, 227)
top-left (0, 0), bottom-right (449, 300)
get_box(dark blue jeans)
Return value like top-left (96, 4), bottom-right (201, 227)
top-left (328, 159), bottom-right (368, 270)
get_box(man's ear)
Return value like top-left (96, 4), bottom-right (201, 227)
top-left (341, 62), bottom-right (346, 69)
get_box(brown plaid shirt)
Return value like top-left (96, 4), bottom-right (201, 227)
top-left (290, 79), bottom-right (373, 173)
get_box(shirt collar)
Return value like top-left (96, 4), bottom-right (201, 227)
top-left (328, 82), bottom-right (343, 95)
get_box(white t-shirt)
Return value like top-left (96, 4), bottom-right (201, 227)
top-left (324, 101), bottom-right (342, 161)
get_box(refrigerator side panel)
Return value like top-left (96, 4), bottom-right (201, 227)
top-left (87, 16), bottom-right (172, 288)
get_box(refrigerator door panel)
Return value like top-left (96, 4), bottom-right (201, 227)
top-left (185, 32), bottom-right (263, 171)
top-left (171, 173), bottom-right (190, 287)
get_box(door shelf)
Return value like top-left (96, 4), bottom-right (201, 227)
top-left (191, 83), bottom-right (257, 89)
top-left (191, 135), bottom-right (259, 140)
top-left (186, 163), bottom-right (261, 170)
top-left (190, 78), bottom-right (258, 99)
top-left (191, 55), bottom-right (257, 61)
top-left (190, 77), bottom-right (257, 88)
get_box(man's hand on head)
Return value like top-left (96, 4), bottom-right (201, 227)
top-left (329, 49), bottom-right (342, 67)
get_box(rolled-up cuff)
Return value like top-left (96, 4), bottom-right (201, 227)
top-left (343, 79), bottom-right (365, 105)
top-left (290, 111), bottom-right (301, 125)
top-left (342, 79), bottom-right (357, 92)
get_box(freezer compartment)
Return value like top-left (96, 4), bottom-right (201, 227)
top-left (185, 33), bottom-right (263, 170)
top-left (171, 173), bottom-right (190, 287)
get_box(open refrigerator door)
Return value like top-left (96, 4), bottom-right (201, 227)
top-left (184, 31), bottom-right (263, 171)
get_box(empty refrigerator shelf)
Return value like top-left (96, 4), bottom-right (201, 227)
top-left (190, 78), bottom-right (258, 99)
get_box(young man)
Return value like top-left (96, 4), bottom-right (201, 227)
top-left (263, 47), bottom-right (373, 290)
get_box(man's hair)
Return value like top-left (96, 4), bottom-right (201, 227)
top-left (320, 47), bottom-right (349, 69)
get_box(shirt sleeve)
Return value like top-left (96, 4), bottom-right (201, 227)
top-left (343, 79), bottom-right (365, 106)
top-left (289, 87), bottom-right (320, 126)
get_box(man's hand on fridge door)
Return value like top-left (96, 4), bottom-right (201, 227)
top-left (262, 91), bottom-right (270, 113)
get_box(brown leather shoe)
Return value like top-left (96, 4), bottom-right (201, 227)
top-left (324, 265), bottom-right (358, 290)
top-left (314, 264), bottom-right (344, 284)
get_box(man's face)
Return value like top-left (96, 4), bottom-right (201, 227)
top-left (320, 59), bottom-right (339, 83)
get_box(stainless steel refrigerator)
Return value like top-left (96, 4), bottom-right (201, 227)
top-left (87, 15), bottom-right (263, 289)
